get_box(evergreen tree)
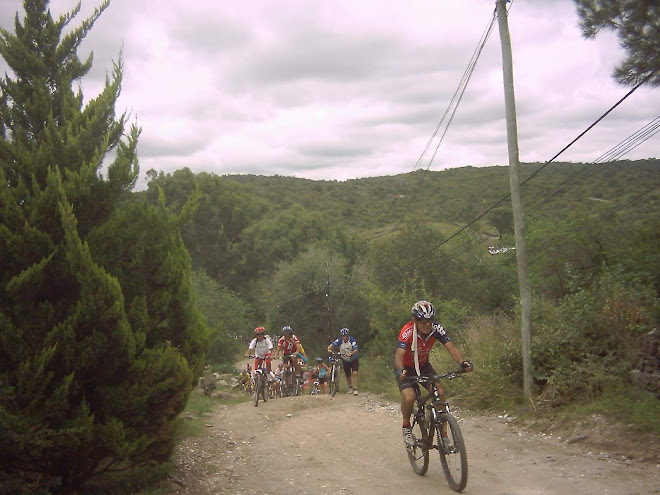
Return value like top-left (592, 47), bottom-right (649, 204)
top-left (574, 0), bottom-right (660, 86)
top-left (0, 1), bottom-right (207, 492)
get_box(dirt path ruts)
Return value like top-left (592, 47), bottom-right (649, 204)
top-left (164, 390), bottom-right (659, 495)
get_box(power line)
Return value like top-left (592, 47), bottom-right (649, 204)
top-left (328, 6), bottom-right (501, 310)
top-left (397, 72), bottom-right (654, 267)
top-left (525, 113), bottom-right (660, 217)
top-left (267, 7), bottom-right (655, 308)
top-left (415, 7), bottom-right (498, 172)
top-left (519, 71), bottom-right (657, 189)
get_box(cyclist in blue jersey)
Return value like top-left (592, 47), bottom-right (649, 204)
top-left (327, 327), bottom-right (360, 396)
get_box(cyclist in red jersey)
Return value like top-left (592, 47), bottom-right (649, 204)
top-left (394, 301), bottom-right (472, 449)
top-left (272, 325), bottom-right (304, 383)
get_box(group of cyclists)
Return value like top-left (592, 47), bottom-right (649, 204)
top-left (240, 324), bottom-right (360, 396)
top-left (238, 300), bottom-right (473, 451)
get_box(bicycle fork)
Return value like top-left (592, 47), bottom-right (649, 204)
top-left (427, 400), bottom-right (451, 451)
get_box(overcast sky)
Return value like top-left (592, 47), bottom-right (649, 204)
top-left (1, 0), bottom-right (658, 189)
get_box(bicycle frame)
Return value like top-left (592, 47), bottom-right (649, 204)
top-left (251, 357), bottom-right (269, 406)
top-left (413, 373), bottom-right (455, 423)
top-left (281, 355), bottom-right (298, 396)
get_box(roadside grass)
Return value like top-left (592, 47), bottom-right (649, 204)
top-left (360, 316), bottom-right (659, 438)
top-left (175, 375), bottom-right (251, 441)
top-left (553, 382), bottom-right (660, 436)
top-left (358, 356), bottom-right (399, 401)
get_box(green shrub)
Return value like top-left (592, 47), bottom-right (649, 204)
top-left (529, 267), bottom-right (657, 406)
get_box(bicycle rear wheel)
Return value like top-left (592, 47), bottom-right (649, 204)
top-left (407, 402), bottom-right (430, 475)
top-left (437, 413), bottom-right (468, 492)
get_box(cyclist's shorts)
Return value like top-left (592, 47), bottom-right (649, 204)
top-left (342, 358), bottom-right (359, 376)
top-left (396, 361), bottom-right (436, 391)
top-left (254, 356), bottom-right (271, 369)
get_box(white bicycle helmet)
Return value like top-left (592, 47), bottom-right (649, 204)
top-left (340, 327), bottom-right (350, 336)
top-left (412, 300), bottom-right (435, 320)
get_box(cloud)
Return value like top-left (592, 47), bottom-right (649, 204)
top-left (0, 0), bottom-right (657, 189)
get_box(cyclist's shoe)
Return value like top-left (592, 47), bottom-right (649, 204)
top-left (441, 436), bottom-right (455, 453)
top-left (353, 389), bottom-right (359, 396)
top-left (402, 427), bottom-right (415, 448)
top-left (347, 387), bottom-right (354, 394)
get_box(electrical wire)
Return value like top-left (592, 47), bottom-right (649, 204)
top-left (325, 4), bottom-right (502, 309)
top-left (526, 113), bottom-right (660, 217)
top-left (267, 3), bottom-right (655, 307)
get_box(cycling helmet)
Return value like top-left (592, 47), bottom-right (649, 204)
top-left (340, 327), bottom-right (350, 336)
top-left (254, 326), bottom-right (265, 335)
top-left (282, 325), bottom-right (292, 334)
top-left (315, 357), bottom-right (323, 363)
top-left (412, 300), bottom-right (435, 320)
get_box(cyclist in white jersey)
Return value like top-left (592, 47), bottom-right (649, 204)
top-left (244, 327), bottom-right (274, 379)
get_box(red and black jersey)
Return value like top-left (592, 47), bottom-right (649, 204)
top-left (396, 320), bottom-right (451, 368)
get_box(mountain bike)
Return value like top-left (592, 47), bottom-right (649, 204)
top-left (309, 372), bottom-right (320, 395)
top-left (328, 353), bottom-right (342, 397)
top-left (250, 357), bottom-right (269, 407)
top-left (242, 376), bottom-right (253, 396)
top-left (293, 371), bottom-right (303, 396)
top-left (404, 370), bottom-right (469, 492)
top-left (277, 376), bottom-right (286, 398)
top-left (268, 376), bottom-right (278, 399)
top-left (281, 355), bottom-right (297, 397)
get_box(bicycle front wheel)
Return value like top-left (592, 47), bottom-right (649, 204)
top-left (253, 379), bottom-right (261, 407)
top-left (437, 413), bottom-right (468, 492)
top-left (282, 374), bottom-right (291, 397)
top-left (407, 402), bottom-right (430, 476)
top-left (331, 367), bottom-right (339, 396)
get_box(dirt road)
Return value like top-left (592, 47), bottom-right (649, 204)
top-left (164, 388), bottom-right (659, 495)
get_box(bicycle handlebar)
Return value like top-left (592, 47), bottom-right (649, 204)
top-left (402, 369), bottom-right (467, 384)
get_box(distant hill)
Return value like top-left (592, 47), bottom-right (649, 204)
top-left (222, 159), bottom-right (660, 232)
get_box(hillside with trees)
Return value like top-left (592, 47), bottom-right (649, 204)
top-left (143, 158), bottom-right (660, 361)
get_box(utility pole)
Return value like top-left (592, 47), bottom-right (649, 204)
top-left (325, 275), bottom-right (331, 344)
top-left (496, 0), bottom-right (533, 397)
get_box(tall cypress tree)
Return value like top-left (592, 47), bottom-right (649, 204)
top-left (0, 1), bottom-right (207, 492)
